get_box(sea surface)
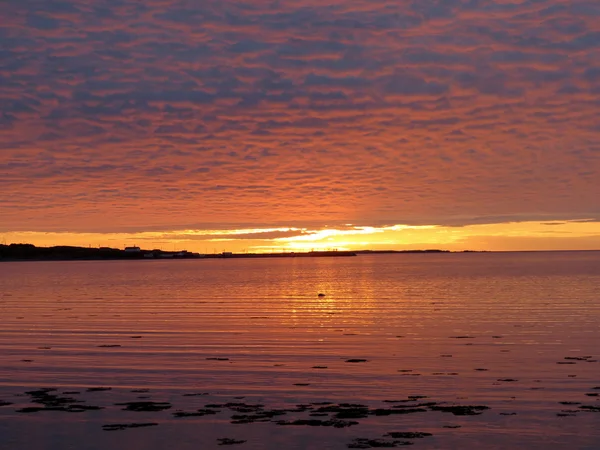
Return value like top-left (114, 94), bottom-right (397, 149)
top-left (1, 252), bottom-right (599, 449)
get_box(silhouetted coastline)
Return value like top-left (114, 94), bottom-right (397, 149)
top-left (0, 244), bottom-right (464, 262)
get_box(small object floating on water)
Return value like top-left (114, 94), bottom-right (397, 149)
top-left (217, 438), bottom-right (247, 446)
top-left (87, 387), bottom-right (112, 392)
top-left (345, 359), bottom-right (368, 363)
top-left (102, 423), bottom-right (158, 431)
top-left (348, 437), bottom-right (412, 448)
top-left (429, 404), bottom-right (490, 416)
top-left (116, 401), bottom-right (172, 412)
top-left (318, 293), bottom-right (326, 297)
top-left (385, 432), bottom-right (432, 439)
top-left (97, 345), bottom-right (121, 348)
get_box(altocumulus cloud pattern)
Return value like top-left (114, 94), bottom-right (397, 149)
top-left (1, 0), bottom-right (599, 233)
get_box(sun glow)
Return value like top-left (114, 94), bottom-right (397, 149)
top-left (2, 220), bottom-right (600, 253)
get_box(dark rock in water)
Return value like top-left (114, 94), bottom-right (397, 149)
top-left (347, 438), bottom-right (413, 448)
top-left (346, 359), bottom-right (368, 363)
top-left (130, 336), bottom-right (143, 338)
top-left (183, 392), bottom-right (209, 397)
top-left (174, 409), bottom-right (217, 417)
top-left (206, 357), bottom-right (230, 361)
top-left (230, 409), bottom-right (287, 424)
top-left (585, 393), bottom-right (599, 397)
top-left (559, 402), bottom-right (581, 405)
top-left (580, 405), bottom-right (600, 412)
top-left (318, 293), bottom-right (326, 297)
top-left (277, 418), bottom-right (358, 428)
top-left (497, 379), bottom-right (518, 382)
top-left (500, 412), bottom-right (517, 415)
top-left (18, 387), bottom-right (102, 413)
top-left (385, 432), bottom-right (432, 439)
top-left (429, 405), bottom-right (490, 416)
top-left (102, 423), bottom-right (158, 431)
top-left (449, 336), bottom-right (475, 339)
top-left (116, 401), bottom-right (172, 412)
top-left (87, 387), bottom-right (112, 392)
top-left (334, 408), bottom-right (370, 419)
top-left (312, 366), bottom-right (328, 369)
top-left (97, 345), bottom-right (121, 348)
top-left (293, 383), bottom-right (310, 386)
top-left (217, 438), bottom-right (246, 446)
top-left (17, 404), bottom-right (103, 413)
top-left (442, 425), bottom-right (461, 429)
top-left (131, 389), bottom-right (150, 393)
top-left (1, 400), bottom-right (13, 406)
top-left (371, 408), bottom-right (427, 416)
top-left (556, 362), bottom-right (575, 365)
top-left (62, 391), bottom-right (80, 395)
top-left (474, 368), bottom-right (488, 371)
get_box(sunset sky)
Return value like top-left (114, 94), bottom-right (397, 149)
top-left (1, 0), bottom-right (599, 252)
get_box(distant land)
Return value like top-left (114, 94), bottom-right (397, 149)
top-left (0, 243), bottom-right (465, 261)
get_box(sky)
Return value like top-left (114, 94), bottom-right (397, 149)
top-left (1, 0), bottom-right (599, 253)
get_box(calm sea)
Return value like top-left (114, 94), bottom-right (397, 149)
top-left (1, 252), bottom-right (599, 449)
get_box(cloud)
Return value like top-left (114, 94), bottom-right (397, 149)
top-left (0, 0), bottom-right (599, 239)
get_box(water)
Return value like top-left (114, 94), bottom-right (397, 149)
top-left (1, 252), bottom-right (599, 449)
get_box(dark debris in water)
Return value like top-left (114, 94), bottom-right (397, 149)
top-left (276, 418), bottom-right (358, 428)
top-left (17, 388), bottom-right (103, 413)
top-left (87, 387), bottom-right (112, 392)
top-left (346, 359), bottom-right (368, 363)
top-left (580, 405), bottom-right (600, 412)
top-left (429, 405), bottom-right (490, 416)
top-left (102, 422), bottom-right (158, 431)
top-left (385, 432), bottom-right (432, 439)
top-left (174, 409), bottom-right (218, 418)
top-left (348, 438), bottom-right (414, 448)
top-left (217, 438), bottom-right (247, 445)
top-left (116, 401), bottom-right (172, 412)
